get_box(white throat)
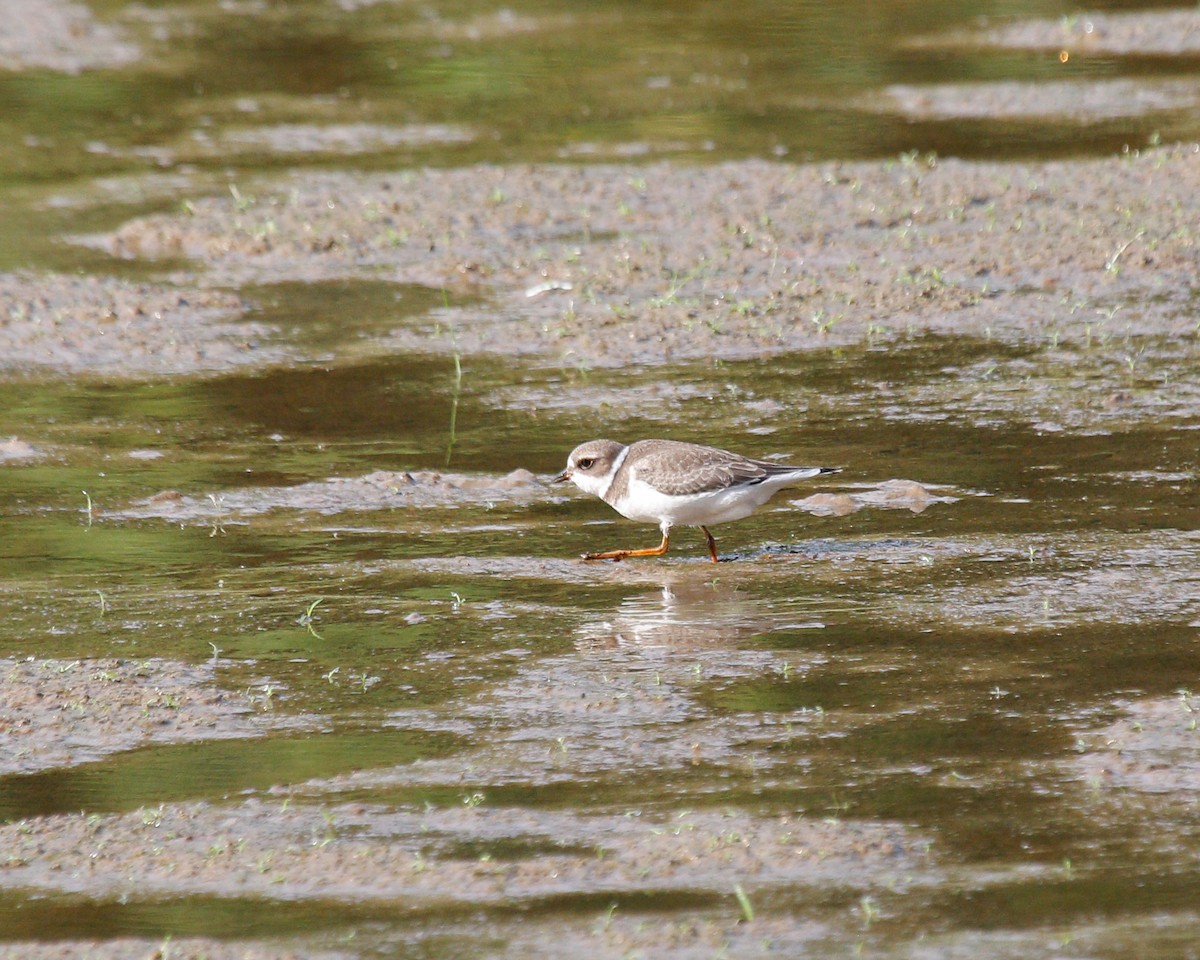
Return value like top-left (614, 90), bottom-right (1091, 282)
top-left (572, 445), bottom-right (629, 500)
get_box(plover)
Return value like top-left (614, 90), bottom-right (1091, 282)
top-left (551, 438), bottom-right (840, 563)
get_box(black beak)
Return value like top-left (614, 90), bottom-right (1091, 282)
top-left (551, 469), bottom-right (571, 484)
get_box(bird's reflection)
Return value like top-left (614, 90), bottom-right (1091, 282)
top-left (576, 576), bottom-right (810, 651)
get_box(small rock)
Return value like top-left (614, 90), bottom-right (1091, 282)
top-left (0, 436), bottom-right (40, 461)
top-left (500, 468), bottom-right (540, 486)
top-left (794, 492), bottom-right (860, 517)
top-left (857, 479), bottom-right (942, 514)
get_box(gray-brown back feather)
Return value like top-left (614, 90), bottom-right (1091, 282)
top-left (625, 440), bottom-right (811, 497)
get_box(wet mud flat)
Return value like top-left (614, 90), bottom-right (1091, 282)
top-left (76, 144), bottom-right (1200, 372)
top-left (0, 0), bottom-right (138, 74)
top-left (2, 7), bottom-right (1200, 959)
top-left (0, 273), bottom-right (283, 376)
top-left (5, 142), bottom-right (1196, 381)
top-left (0, 658), bottom-right (310, 777)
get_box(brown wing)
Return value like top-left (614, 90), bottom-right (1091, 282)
top-left (630, 441), bottom-right (780, 496)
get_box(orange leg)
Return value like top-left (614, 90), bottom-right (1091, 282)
top-left (700, 526), bottom-right (720, 563)
top-left (583, 531), bottom-right (670, 562)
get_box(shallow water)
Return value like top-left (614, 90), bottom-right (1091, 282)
top-left (3, 332), bottom-right (1200, 954)
top-left (2, 0), bottom-right (1200, 956)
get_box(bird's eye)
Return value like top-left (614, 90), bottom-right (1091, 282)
top-left (578, 458), bottom-right (595, 469)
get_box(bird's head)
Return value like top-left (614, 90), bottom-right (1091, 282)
top-left (552, 439), bottom-right (625, 497)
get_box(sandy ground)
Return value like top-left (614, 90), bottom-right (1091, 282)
top-left (0, 944), bottom-right (338, 960)
top-left (0, 0), bottom-right (139, 74)
top-left (0, 800), bottom-right (926, 903)
top-left (110, 468), bottom-right (940, 529)
top-left (0, 273), bottom-right (288, 375)
top-left (863, 77), bottom-right (1200, 122)
top-left (0, 657), bottom-right (311, 776)
top-left (117, 468), bottom-right (549, 522)
top-left (910, 8), bottom-right (1200, 57)
top-left (1073, 691), bottom-right (1200, 795)
top-left (75, 145), bottom-right (1199, 371)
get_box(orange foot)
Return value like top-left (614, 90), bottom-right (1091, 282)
top-left (583, 531), bottom-right (670, 562)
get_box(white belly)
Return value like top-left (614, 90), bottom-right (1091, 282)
top-left (612, 476), bottom-right (779, 527)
